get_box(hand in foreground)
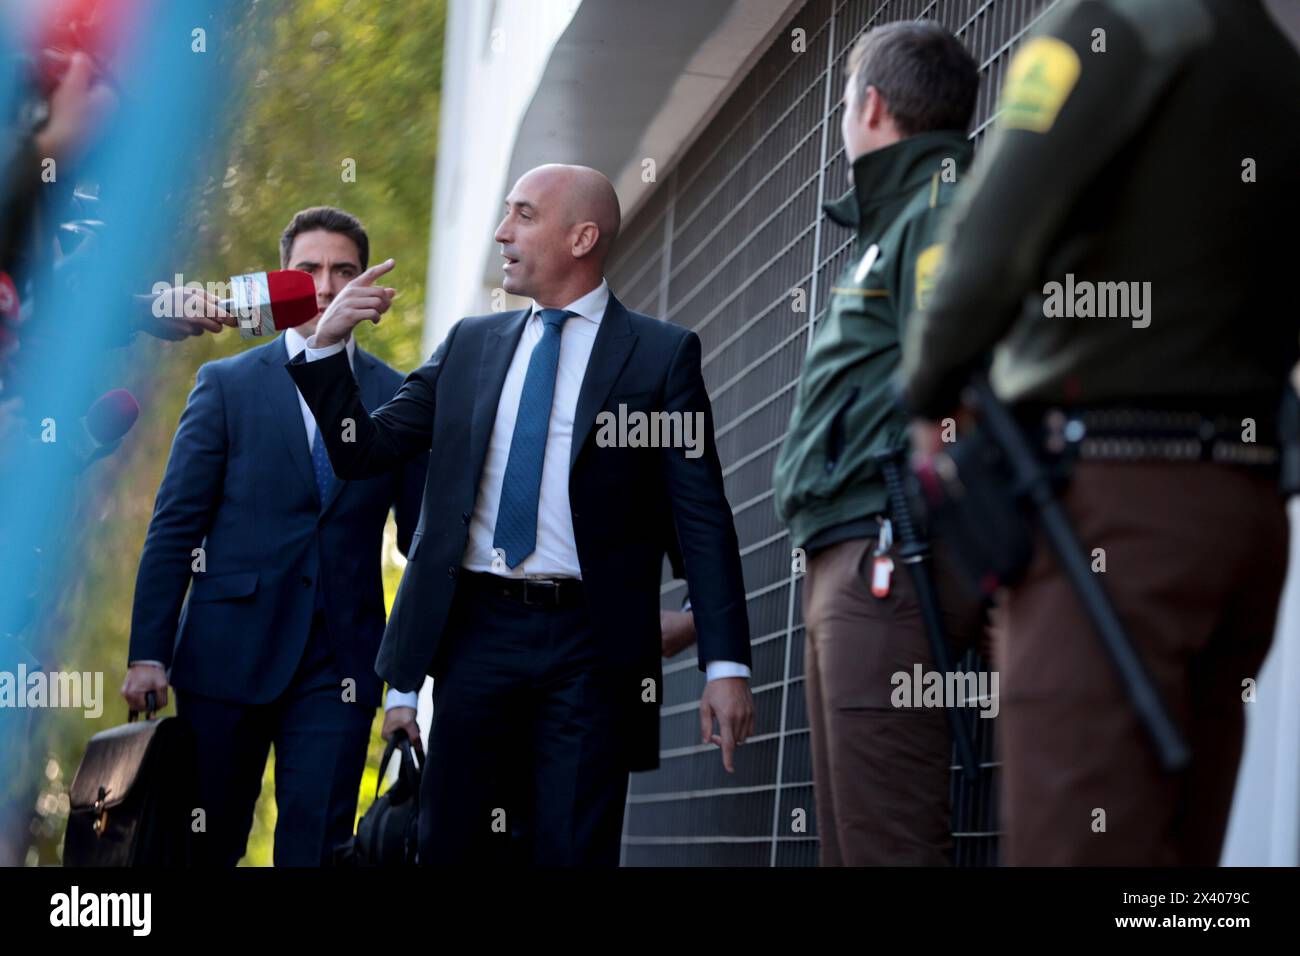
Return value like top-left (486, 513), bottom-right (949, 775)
top-left (313, 258), bottom-right (397, 349)
top-left (34, 52), bottom-right (117, 163)
top-left (381, 705), bottom-right (424, 761)
top-left (120, 662), bottom-right (169, 712)
top-left (134, 287), bottom-right (236, 339)
top-left (699, 676), bottom-right (755, 773)
top-left (909, 407), bottom-right (974, 458)
top-left (660, 609), bottom-right (696, 658)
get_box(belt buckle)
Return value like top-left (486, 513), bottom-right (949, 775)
top-left (522, 579), bottom-right (559, 606)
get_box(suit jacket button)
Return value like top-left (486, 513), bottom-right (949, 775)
top-left (461, 511), bottom-right (470, 525)
top-left (447, 566), bottom-right (458, 579)
top-left (301, 576), bottom-right (313, 587)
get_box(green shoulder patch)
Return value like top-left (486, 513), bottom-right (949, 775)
top-left (999, 36), bottom-right (1080, 133)
top-left (914, 243), bottom-right (944, 312)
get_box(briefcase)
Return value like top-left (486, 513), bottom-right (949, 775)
top-left (334, 729), bottom-right (421, 866)
top-left (63, 692), bottom-right (198, 866)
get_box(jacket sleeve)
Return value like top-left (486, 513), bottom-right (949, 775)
top-left (899, 0), bottom-right (1209, 418)
top-left (286, 321), bottom-right (460, 481)
top-left (660, 330), bottom-right (751, 671)
top-left (128, 362), bottom-right (228, 666)
top-left (392, 444), bottom-right (428, 558)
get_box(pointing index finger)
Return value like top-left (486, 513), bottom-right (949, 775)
top-left (353, 258), bottom-right (396, 287)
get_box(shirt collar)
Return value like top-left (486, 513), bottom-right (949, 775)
top-left (285, 326), bottom-right (356, 366)
top-left (529, 278), bottom-right (608, 326)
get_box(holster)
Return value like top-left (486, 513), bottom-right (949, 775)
top-left (911, 424), bottom-right (1037, 598)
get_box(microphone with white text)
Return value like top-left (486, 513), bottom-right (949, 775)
top-left (220, 269), bottom-right (319, 340)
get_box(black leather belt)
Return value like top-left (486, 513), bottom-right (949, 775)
top-left (1030, 407), bottom-right (1280, 468)
top-left (463, 570), bottom-right (585, 608)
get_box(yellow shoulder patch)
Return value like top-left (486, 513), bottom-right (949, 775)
top-left (999, 36), bottom-right (1080, 133)
top-left (914, 243), bottom-right (944, 312)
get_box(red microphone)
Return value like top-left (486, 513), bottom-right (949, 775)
top-left (221, 270), bottom-right (319, 341)
top-left (61, 388), bottom-right (140, 471)
top-left (84, 388), bottom-right (139, 445)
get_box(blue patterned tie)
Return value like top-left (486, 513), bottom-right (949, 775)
top-left (492, 308), bottom-right (575, 568)
top-left (311, 425), bottom-right (336, 506)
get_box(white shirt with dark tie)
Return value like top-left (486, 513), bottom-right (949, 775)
top-left (305, 279), bottom-right (750, 711)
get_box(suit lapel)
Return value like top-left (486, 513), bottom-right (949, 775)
top-left (464, 294), bottom-right (639, 482)
top-left (468, 307), bottom-right (530, 488)
top-left (260, 335), bottom-right (317, 499)
top-left (570, 293), bottom-right (637, 470)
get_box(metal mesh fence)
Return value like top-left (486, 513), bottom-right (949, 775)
top-left (608, 0), bottom-right (1061, 867)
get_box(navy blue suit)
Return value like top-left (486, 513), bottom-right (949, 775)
top-left (129, 334), bottom-right (425, 865)
top-left (288, 292), bottom-right (751, 865)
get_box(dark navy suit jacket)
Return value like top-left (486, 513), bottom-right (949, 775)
top-left (128, 334), bottom-right (426, 708)
top-left (287, 293), bottom-right (750, 770)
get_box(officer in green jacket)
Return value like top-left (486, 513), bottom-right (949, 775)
top-left (772, 20), bottom-right (984, 866)
top-left (901, 0), bottom-right (1300, 865)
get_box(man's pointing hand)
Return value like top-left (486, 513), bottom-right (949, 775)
top-left (313, 258), bottom-right (397, 349)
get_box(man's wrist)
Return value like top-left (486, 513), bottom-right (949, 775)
top-left (305, 338), bottom-right (346, 361)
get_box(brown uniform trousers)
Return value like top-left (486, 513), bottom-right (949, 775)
top-left (803, 532), bottom-right (989, 865)
top-left (997, 461), bottom-right (1287, 865)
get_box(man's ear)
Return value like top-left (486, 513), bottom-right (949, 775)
top-left (863, 85), bottom-right (888, 130)
top-left (571, 222), bottom-right (600, 258)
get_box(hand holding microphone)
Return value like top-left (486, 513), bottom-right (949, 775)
top-left (134, 286), bottom-right (236, 339)
top-left (135, 270), bottom-right (322, 342)
top-left (313, 259), bottom-right (397, 349)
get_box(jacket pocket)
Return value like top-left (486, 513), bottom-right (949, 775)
top-left (189, 570), bottom-right (259, 603)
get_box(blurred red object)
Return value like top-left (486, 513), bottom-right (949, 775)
top-left (0, 272), bottom-right (19, 355)
top-left (31, 0), bottom-right (147, 95)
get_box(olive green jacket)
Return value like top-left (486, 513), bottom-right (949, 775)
top-left (773, 130), bottom-right (973, 550)
top-left (901, 0), bottom-right (1300, 420)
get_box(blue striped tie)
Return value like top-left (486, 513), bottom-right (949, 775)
top-left (492, 308), bottom-right (575, 568)
top-left (311, 425), bottom-right (336, 506)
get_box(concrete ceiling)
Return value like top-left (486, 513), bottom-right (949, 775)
top-left (486, 0), bottom-right (800, 287)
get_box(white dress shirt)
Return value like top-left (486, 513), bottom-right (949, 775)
top-left (306, 280), bottom-right (750, 711)
top-left (284, 326), bottom-right (356, 445)
top-left (460, 280), bottom-right (605, 578)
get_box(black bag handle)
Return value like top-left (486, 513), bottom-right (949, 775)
top-left (128, 690), bottom-right (157, 723)
top-left (375, 728), bottom-right (420, 799)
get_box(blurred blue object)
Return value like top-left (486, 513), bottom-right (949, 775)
top-left (0, 0), bottom-right (259, 860)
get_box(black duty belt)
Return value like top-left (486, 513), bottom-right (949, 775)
top-left (462, 570), bottom-right (585, 608)
top-left (1029, 407), bottom-right (1280, 468)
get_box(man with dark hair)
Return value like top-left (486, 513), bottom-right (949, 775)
top-left (121, 205), bottom-right (427, 866)
top-left (772, 21), bottom-right (982, 865)
top-left (280, 206), bottom-right (371, 274)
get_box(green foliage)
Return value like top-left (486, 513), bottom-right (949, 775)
top-left (21, 0), bottom-right (444, 867)
top-left (207, 0), bottom-right (445, 372)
